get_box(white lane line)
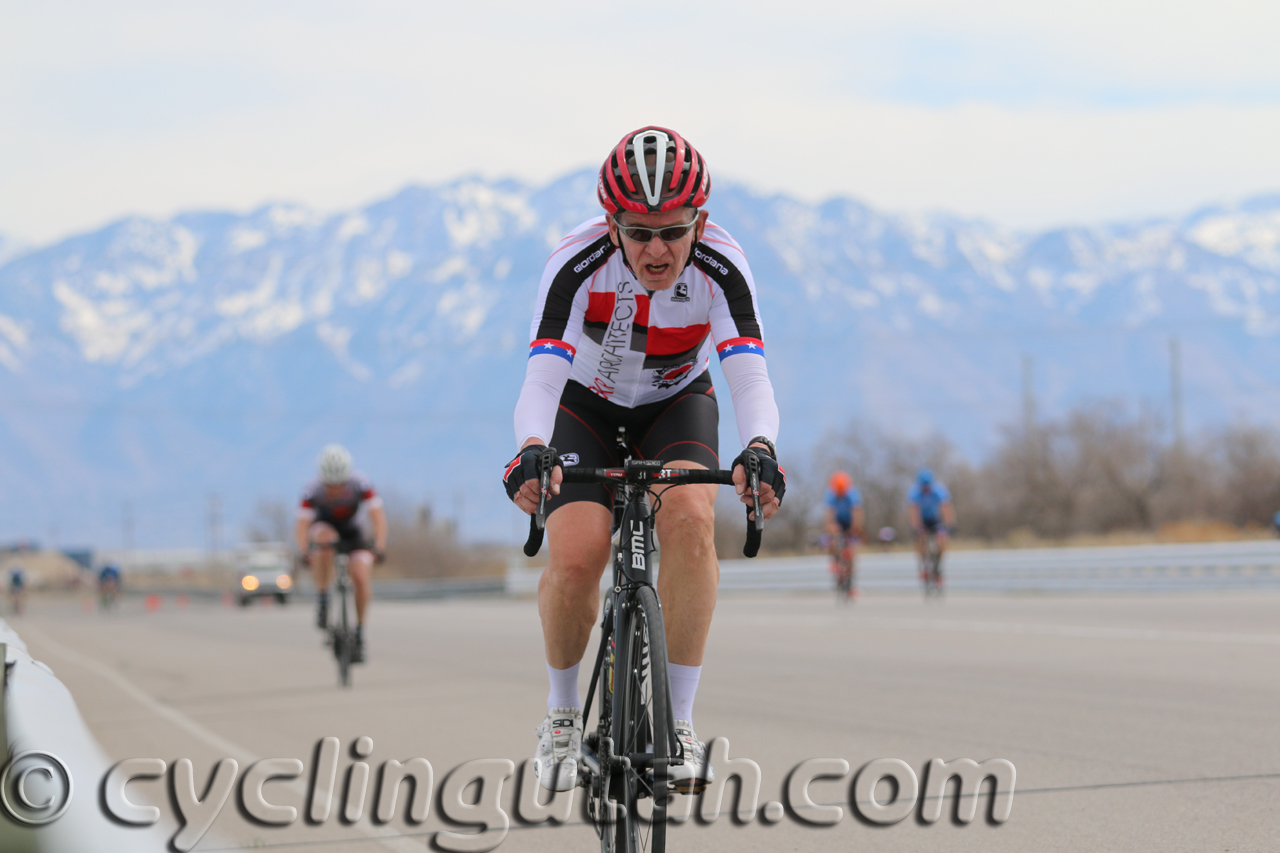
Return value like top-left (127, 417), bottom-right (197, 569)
top-left (23, 626), bottom-right (422, 853)
top-left (857, 617), bottom-right (1280, 646)
top-left (728, 614), bottom-right (1280, 645)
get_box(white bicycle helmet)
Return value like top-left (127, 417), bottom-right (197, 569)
top-left (317, 444), bottom-right (353, 484)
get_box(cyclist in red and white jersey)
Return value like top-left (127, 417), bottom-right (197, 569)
top-left (503, 127), bottom-right (786, 792)
top-left (295, 444), bottom-right (387, 663)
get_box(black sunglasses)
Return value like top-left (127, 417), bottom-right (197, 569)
top-left (612, 215), bottom-right (699, 243)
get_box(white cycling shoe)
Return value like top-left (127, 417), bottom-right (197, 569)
top-left (668, 720), bottom-right (713, 794)
top-left (534, 708), bottom-right (582, 792)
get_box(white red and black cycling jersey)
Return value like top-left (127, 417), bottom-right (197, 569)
top-left (297, 475), bottom-right (382, 528)
top-left (514, 216), bottom-right (779, 449)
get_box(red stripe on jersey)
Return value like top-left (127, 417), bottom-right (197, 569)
top-left (585, 292), bottom-right (616, 325)
top-left (635, 292), bottom-right (650, 326)
top-left (554, 228), bottom-right (608, 254)
top-left (647, 323), bottom-right (710, 355)
top-left (715, 337), bottom-right (764, 353)
top-left (530, 338), bottom-right (577, 356)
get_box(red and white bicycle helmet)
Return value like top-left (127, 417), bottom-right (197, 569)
top-left (597, 126), bottom-right (711, 215)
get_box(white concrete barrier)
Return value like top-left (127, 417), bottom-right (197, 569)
top-left (0, 619), bottom-right (170, 851)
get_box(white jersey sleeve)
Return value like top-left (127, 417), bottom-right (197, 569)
top-left (513, 221), bottom-right (608, 447)
top-left (696, 227), bottom-right (780, 446)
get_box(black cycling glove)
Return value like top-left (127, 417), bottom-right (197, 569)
top-left (503, 444), bottom-right (555, 503)
top-left (732, 444), bottom-right (786, 504)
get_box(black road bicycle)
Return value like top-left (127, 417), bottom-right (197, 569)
top-left (523, 428), bottom-right (764, 853)
top-left (920, 529), bottom-right (943, 598)
top-left (830, 530), bottom-right (856, 604)
top-left (312, 542), bottom-right (359, 687)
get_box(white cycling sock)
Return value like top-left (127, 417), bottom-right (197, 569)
top-left (547, 662), bottom-right (581, 712)
top-left (668, 663), bottom-right (702, 725)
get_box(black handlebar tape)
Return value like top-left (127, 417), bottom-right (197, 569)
top-left (559, 468), bottom-right (607, 483)
top-left (524, 514), bottom-right (544, 557)
top-left (744, 509), bottom-right (762, 558)
top-left (559, 467), bottom-right (736, 485)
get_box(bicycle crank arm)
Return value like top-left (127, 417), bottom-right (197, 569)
top-left (580, 742), bottom-right (602, 775)
top-left (626, 753), bottom-right (685, 768)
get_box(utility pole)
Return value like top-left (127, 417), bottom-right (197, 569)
top-left (208, 494), bottom-right (222, 568)
top-left (122, 500), bottom-right (134, 554)
top-left (453, 488), bottom-right (465, 541)
top-left (1169, 337), bottom-right (1184, 449)
top-left (1021, 353), bottom-right (1036, 438)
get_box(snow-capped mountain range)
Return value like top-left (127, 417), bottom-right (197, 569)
top-left (3, 171), bottom-right (1279, 547)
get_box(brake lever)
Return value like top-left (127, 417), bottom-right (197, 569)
top-left (535, 449), bottom-right (553, 531)
top-left (750, 466), bottom-right (763, 531)
top-left (523, 446), bottom-right (558, 557)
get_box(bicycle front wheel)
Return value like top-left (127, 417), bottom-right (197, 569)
top-left (610, 584), bottom-right (673, 853)
top-left (336, 582), bottom-right (352, 687)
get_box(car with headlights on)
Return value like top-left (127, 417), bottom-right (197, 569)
top-left (236, 546), bottom-right (294, 606)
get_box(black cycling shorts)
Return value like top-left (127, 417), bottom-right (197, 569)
top-left (547, 371), bottom-right (720, 514)
top-left (314, 520), bottom-right (371, 553)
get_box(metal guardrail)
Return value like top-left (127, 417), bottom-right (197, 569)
top-left (109, 575), bottom-right (508, 602)
top-left (507, 539), bottom-right (1280, 595)
top-left (371, 577), bottom-right (506, 599)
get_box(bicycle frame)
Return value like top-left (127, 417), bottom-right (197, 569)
top-left (580, 459), bottom-right (675, 751)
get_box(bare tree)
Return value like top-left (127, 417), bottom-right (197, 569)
top-left (784, 400), bottom-right (1280, 547)
top-left (1215, 424), bottom-right (1280, 526)
top-left (380, 492), bottom-right (503, 578)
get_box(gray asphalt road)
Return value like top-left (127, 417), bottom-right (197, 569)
top-left (8, 586), bottom-right (1280, 852)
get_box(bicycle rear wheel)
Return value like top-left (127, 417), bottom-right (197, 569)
top-left (335, 579), bottom-right (352, 687)
top-left (610, 584), bottom-right (673, 853)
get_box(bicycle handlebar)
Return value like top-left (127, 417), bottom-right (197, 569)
top-left (522, 455), bottom-right (765, 559)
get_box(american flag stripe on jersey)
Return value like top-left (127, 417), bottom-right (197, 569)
top-left (715, 337), bottom-right (764, 360)
top-left (529, 339), bottom-right (576, 363)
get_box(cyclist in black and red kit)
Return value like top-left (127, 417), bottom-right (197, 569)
top-left (295, 444), bottom-right (387, 663)
top-left (503, 127), bottom-right (786, 792)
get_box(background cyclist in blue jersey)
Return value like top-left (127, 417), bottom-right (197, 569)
top-left (908, 467), bottom-right (956, 564)
top-left (8, 565), bottom-right (26, 615)
top-left (98, 562), bottom-right (122, 609)
top-left (824, 471), bottom-right (864, 600)
top-left (825, 471), bottom-right (864, 538)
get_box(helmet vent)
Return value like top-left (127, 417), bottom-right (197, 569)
top-left (630, 129), bottom-right (671, 209)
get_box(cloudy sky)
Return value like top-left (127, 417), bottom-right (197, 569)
top-left (3, 0), bottom-right (1279, 244)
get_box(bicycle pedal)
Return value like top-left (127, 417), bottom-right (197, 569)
top-left (669, 778), bottom-right (710, 795)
